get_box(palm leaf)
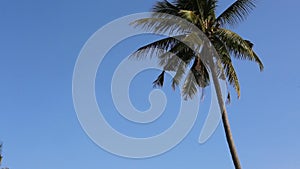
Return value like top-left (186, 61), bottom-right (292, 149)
top-left (130, 35), bottom-right (186, 60)
top-left (153, 0), bottom-right (180, 16)
top-left (203, 0), bottom-right (218, 20)
top-left (171, 58), bottom-right (187, 90)
top-left (252, 51), bottom-right (264, 71)
top-left (212, 36), bottom-right (241, 97)
top-left (130, 14), bottom-right (195, 36)
top-left (160, 42), bottom-right (191, 70)
top-left (222, 55), bottom-right (241, 98)
top-left (191, 56), bottom-right (210, 88)
top-left (182, 70), bottom-right (199, 100)
top-left (176, 0), bottom-right (200, 12)
top-left (216, 28), bottom-right (264, 71)
top-left (216, 0), bottom-right (256, 26)
top-left (153, 70), bottom-right (165, 87)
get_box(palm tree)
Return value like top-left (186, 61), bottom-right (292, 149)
top-left (131, 0), bottom-right (263, 169)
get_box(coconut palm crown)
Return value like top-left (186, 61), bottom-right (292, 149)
top-left (131, 0), bottom-right (263, 100)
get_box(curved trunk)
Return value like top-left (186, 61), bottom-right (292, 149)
top-left (209, 58), bottom-right (242, 169)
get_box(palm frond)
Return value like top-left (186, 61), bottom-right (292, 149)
top-left (191, 56), bottom-right (210, 88)
top-left (216, 28), bottom-right (264, 71)
top-left (176, 0), bottom-right (218, 29)
top-left (130, 13), bottom-right (195, 36)
top-left (153, 0), bottom-right (180, 16)
top-left (182, 70), bottom-right (199, 100)
top-left (212, 36), bottom-right (241, 97)
top-left (162, 53), bottom-right (182, 71)
top-left (252, 51), bottom-right (264, 71)
top-left (159, 42), bottom-right (191, 70)
top-left (181, 32), bottom-right (205, 52)
top-left (222, 55), bottom-right (241, 98)
top-left (203, 0), bottom-right (218, 20)
top-left (171, 59), bottom-right (188, 90)
top-left (130, 35), bottom-right (186, 60)
top-left (153, 70), bottom-right (165, 87)
top-left (216, 0), bottom-right (256, 26)
top-left (176, 0), bottom-right (199, 11)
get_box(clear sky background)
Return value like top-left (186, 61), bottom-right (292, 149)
top-left (0, 0), bottom-right (300, 169)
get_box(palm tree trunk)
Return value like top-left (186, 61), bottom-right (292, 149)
top-left (209, 58), bottom-right (242, 169)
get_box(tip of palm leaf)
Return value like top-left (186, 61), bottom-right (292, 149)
top-left (235, 90), bottom-right (241, 100)
top-left (153, 79), bottom-right (164, 88)
top-left (153, 71), bottom-right (165, 88)
top-left (259, 64), bottom-right (264, 71)
top-left (171, 83), bottom-right (176, 91)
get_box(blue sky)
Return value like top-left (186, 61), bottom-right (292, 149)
top-left (1, 0), bottom-right (300, 169)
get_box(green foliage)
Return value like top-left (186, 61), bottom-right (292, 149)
top-left (131, 0), bottom-right (264, 100)
top-left (216, 0), bottom-right (256, 27)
